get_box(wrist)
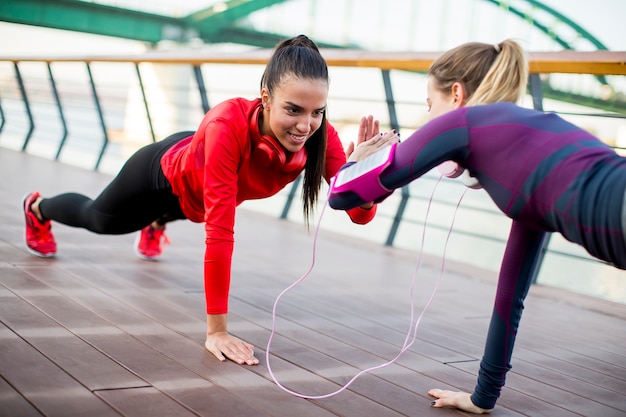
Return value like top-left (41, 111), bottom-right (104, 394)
top-left (206, 313), bottom-right (227, 335)
top-left (469, 394), bottom-right (493, 414)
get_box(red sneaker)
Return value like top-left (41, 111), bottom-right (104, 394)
top-left (134, 225), bottom-right (170, 261)
top-left (23, 192), bottom-right (57, 257)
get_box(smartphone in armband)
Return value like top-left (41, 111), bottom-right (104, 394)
top-left (330, 143), bottom-right (397, 203)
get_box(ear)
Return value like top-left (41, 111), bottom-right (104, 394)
top-left (450, 82), bottom-right (466, 108)
top-left (261, 88), bottom-right (270, 109)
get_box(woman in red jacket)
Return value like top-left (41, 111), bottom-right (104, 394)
top-left (22, 34), bottom-right (398, 366)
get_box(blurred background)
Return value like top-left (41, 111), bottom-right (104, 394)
top-left (1, 0), bottom-right (625, 304)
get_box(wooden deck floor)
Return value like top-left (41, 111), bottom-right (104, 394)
top-left (1, 147), bottom-right (625, 417)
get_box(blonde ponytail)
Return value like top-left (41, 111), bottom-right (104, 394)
top-left (466, 40), bottom-right (528, 106)
top-left (429, 39), bottom-right (528, 106)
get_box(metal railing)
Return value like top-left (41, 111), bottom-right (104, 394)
top-left (1, 49), bottom-right (625, 303)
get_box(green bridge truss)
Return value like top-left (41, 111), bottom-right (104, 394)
top-left (0, 0), bottom-right (623, 113)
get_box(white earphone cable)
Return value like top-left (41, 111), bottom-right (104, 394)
top-left (265, 176), bottom-right (467, 399)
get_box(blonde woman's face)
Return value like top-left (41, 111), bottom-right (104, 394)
top-left (426, 76), bottom-right (459, 121)
top-left (261, 76), bottom-right (328, 153)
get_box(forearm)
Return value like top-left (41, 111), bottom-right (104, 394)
top-left (471, 222), bottom-right (546, 409)
top-left (204, 239), bottom-right (234, 314)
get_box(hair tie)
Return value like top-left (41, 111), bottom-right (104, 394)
top-left (494, 43), bottom-right (501, 53)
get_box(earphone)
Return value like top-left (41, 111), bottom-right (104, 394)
top-left (250, 104), bottom-right (307, 173)
top-left (437, 160), bottom-right (483, 189)
top-left (437, 160), bottom-right (464, 178)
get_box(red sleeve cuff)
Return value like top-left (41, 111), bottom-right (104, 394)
top-left (346, 204), bottom-right (377, 225)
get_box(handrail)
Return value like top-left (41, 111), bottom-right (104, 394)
top-left (2, 49), bottom-right (625, 74)
top-left (1, 48), bottom-right (625, 303)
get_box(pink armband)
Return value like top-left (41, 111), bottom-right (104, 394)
top-left (330, 143), bottom-right (396, 203)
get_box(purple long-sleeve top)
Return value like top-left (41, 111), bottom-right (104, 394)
top-left (329, 102), bottom-right (626, 409)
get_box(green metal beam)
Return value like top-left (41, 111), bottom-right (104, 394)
top-left (484, 0), bottom-right (576, 50)
top-left (185, 0), bottom-right (290, 39)
top-left (0, 0), bottom-right (188, 43)
top-left (483, 0), bottom-right (609, 85)
top-left (484, 0), bottom-right (608, 52)
top-left (183, 0), bottom-right (303, 45)
top-left (209, 27), bottom-right (358, 49)
top-left (0, 0), bottom-right (352, 49)
top-left (522, 0), bottom-right (608, 50)
top-left (0, 0), bottom-right (335, 48)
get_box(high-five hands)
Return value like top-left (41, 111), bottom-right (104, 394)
top-left (345, 115), bottom-right (399, 163)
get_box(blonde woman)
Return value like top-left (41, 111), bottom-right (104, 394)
top-left (331, 40), bottom-right (625, 413)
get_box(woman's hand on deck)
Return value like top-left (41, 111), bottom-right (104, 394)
top-left (205, 314), bottom-right (258, 365)
top-left (428, 389), bottom-right (492, 414)
top-left (205, 332), bottom-right (259, 365)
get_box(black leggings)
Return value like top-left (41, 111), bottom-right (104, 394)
top-left (39, 131), bottom-right (194, 235)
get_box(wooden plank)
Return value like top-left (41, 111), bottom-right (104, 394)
top-left (229, 242), bottom-right (623, 382)
top-left (48, 210), bottom-right (624, 417)
top-left (509, 359), bottom-right (626, 413)
top-left (0, 325), bottom-right (120, 417)
top-left (29, 254), bottom-right (449, 417)
top-left (74, 254), bottom-right (520, 416)
top-left (0, 285), bottom-right (148, 392)
top-left (48, 267), bottom-right (455, 416)
top-left (94, 387), bottom-right (200, 417)
top-left (47, 272), bottom-right (408, 416)
top-left (226, 293), bottom-right (576, 417)
top-left (223, 251), bottom-right (626, 417)
top-left (1, 267), bottom-right (280, 417)
top-left (0, 375), bottom-right (45, 417)
top-left (513, 349), bottom-right (626, 395)
top-left (50, 233), bottom-right (495, 416)
top-left (9, 266), bottom-right (344, 417)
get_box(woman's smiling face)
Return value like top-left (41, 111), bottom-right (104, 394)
top-left (261, 75), bottom-right (328, 153)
